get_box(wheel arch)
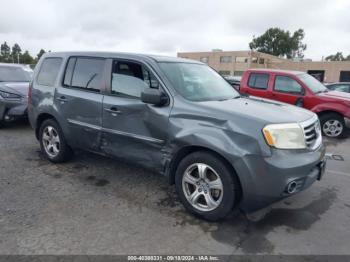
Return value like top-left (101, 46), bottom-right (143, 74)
top-left (167, 145), bottom-right (243, 201)
top-left (317, 110), bottom-right (344, 119)
top-left (35, 113), bottom-right (57, 140)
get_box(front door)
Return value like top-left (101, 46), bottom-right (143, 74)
top-left (101, 59), bottom-right (171, 172)
top-left (54, 56), bottom-right (106, 152)
top-left (271, 75), bottom-right (305, 106)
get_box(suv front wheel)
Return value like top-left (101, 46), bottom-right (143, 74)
top-left (320, 113), bottom-right (346, 138)
top-left (39, 119), bottom-right (73, 163)
top-left (175, 151), bottom-right (240, 221)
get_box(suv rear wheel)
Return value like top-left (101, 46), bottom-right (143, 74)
top-left (39, 119), bottom-right (73, 163)
top-left (320, 113), bottom-right (346, 138)
top-left (175, 151), bottom-right (240, 221)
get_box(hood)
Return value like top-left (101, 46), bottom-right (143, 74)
top-left (317, 90), bottom-right (350, 102)
top-left (0, 82), bottom-right (29, 97)
top-left (199, 96), bottom-right (315, 125)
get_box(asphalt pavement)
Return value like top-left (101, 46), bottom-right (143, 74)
top-left (0, 121), bottom-right (349, 255)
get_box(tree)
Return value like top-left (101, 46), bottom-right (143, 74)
top-left (0, 41), bottom-right (11, 62)
top-left (11, 43), bottom-right (22, 63)
top-left (249, 28), bottom-right (307, 59)
top-left (36, 49), bottom-right (46, 62)
top-left (20, 50), bottom-right (35, 64)
top-left (325, 52), bottom-right (350, 61)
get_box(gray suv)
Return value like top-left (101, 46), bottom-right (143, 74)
top-left (28, 52), bottom-right (326, 221)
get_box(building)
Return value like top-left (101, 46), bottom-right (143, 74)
top-left (177, 50), bottom-right (350, 83)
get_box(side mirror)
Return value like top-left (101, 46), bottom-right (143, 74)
top-left (141, 89), bottom-right (168, 106)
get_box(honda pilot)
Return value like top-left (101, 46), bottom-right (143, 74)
top-left (28, 52), bottom-right (326, 221)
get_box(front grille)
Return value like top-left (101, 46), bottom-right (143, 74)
top-left (300, 115), bottom-right (322, 150)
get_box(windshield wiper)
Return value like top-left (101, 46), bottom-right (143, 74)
top-left (315, 90), bottom-right (329, 94)
top-left (85, 73), bottom-right (98, 88)
top-left (218, 95), bottom-right (240, 101)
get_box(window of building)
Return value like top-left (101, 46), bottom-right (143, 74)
top-left (274, 76), bottom-right (302, 94)
top-left (200, 57), bottom-right (209, 63)
top-left (251, 57), bottom-right (258, 63)
top-left (37, 58), bottom-right (62, 86)
top-left (235, 57), bottom-right (249, 63)
top-left (233, 71), bottom-right (244, 76)
top-left (111, 61), bottom-right (159, 99)
top-left (259, 58), bottom-right (265, 64)
top-left (340, 71), bottom-right (350, 82)
top-left (220, 56), bottom-right (232, 63)
top-left (218, 70), bottom-right (231, 76)
top-left (64, 57), bottom-right (105, 92)
top-left (248, 73), bottom-right (269, 89)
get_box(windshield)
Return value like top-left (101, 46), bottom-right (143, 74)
top-left (298, 73), bottom-right (328, 94)
top-left (158, 62), bottom-right (239, 101)
top-left (0, 66), bottom-right (33, 82)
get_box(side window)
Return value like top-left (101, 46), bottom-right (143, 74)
top-left (65, 57), bottom-right (105, 92)
top-left (274, 76), bottom-right (302, 94)
top-left (63, 57), bottom-right (76, 86)
top-left (111, 61), bottom-right (159, 98)
top-left (248, 73), bottom-right (269, 89)
top-left (334, 84), bottom-right (350, 92)
top-left (37, 58), bottom-right (62, 86)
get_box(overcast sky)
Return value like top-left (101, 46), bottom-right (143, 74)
top-left (1, 0), bottom-right (349, 60)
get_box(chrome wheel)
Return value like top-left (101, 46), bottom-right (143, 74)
top-left (182, 163), bottom-right (223, 212)
top-left (323, 120), bottom-right (343, 137)
top-left (42, 126), bottom-right (60, 158)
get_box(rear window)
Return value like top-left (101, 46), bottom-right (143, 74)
top-left (64, 57), bottom-right (105, 92)
top-left (248, 73), bottom-right (269, 89)
top-left (37, 58), bottom-right (62, 86)
top-left (0, 66), bottom-right (32, 82)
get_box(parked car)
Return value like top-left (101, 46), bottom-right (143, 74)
top-left (29, 52), bottom-right (326, 221)
top-left (224, 76), bottom-right (241, 91)
top-left (325, 82), bottom-right (350, 93)
top-left (0, 63), bottom-right (33, 127)
top-left (240, 69), bottom-right (350, 138)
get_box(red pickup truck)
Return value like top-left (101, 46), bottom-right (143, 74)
top-left (240, 69), bottom-right (350, 138)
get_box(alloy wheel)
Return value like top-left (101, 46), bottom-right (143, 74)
top-left (182, 163), bottom-right (223, 212)
top-left (323, 119), bottom-right (343, 137)
top-left (42, 126), bottom-right (60, 158)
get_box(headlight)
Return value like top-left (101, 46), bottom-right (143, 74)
top-left (263, 123), bottom-right (306, 149)
top-left (0, 90), bottom-right (21, 99)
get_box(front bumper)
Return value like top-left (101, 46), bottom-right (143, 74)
top-left (234, 144), bottom-right (326, 213)
top-left (0, 97), bottom-right (28, 121)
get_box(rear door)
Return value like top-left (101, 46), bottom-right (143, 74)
top-left (271, 75), bottom-right (305, 106)
top-left (243, 72), bottom-right (271, 98)
top-left (54, 56), bottom-right (107, 152)
top-left (101, 59), bottom-right (171, 172)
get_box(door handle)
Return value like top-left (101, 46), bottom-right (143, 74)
top-left (56, 96), bottom-right (68, 103)
top-left (104, 107), bottom-right (121, 115)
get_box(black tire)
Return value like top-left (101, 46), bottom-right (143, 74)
top-left (175, 151), bottom-right (241, 221)
top-left (39, 119), bottom-right (73, 163)
top-left (0, 120), bottom-right (4, 128)
top-left (319, 113), bottom-right (346, 138)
